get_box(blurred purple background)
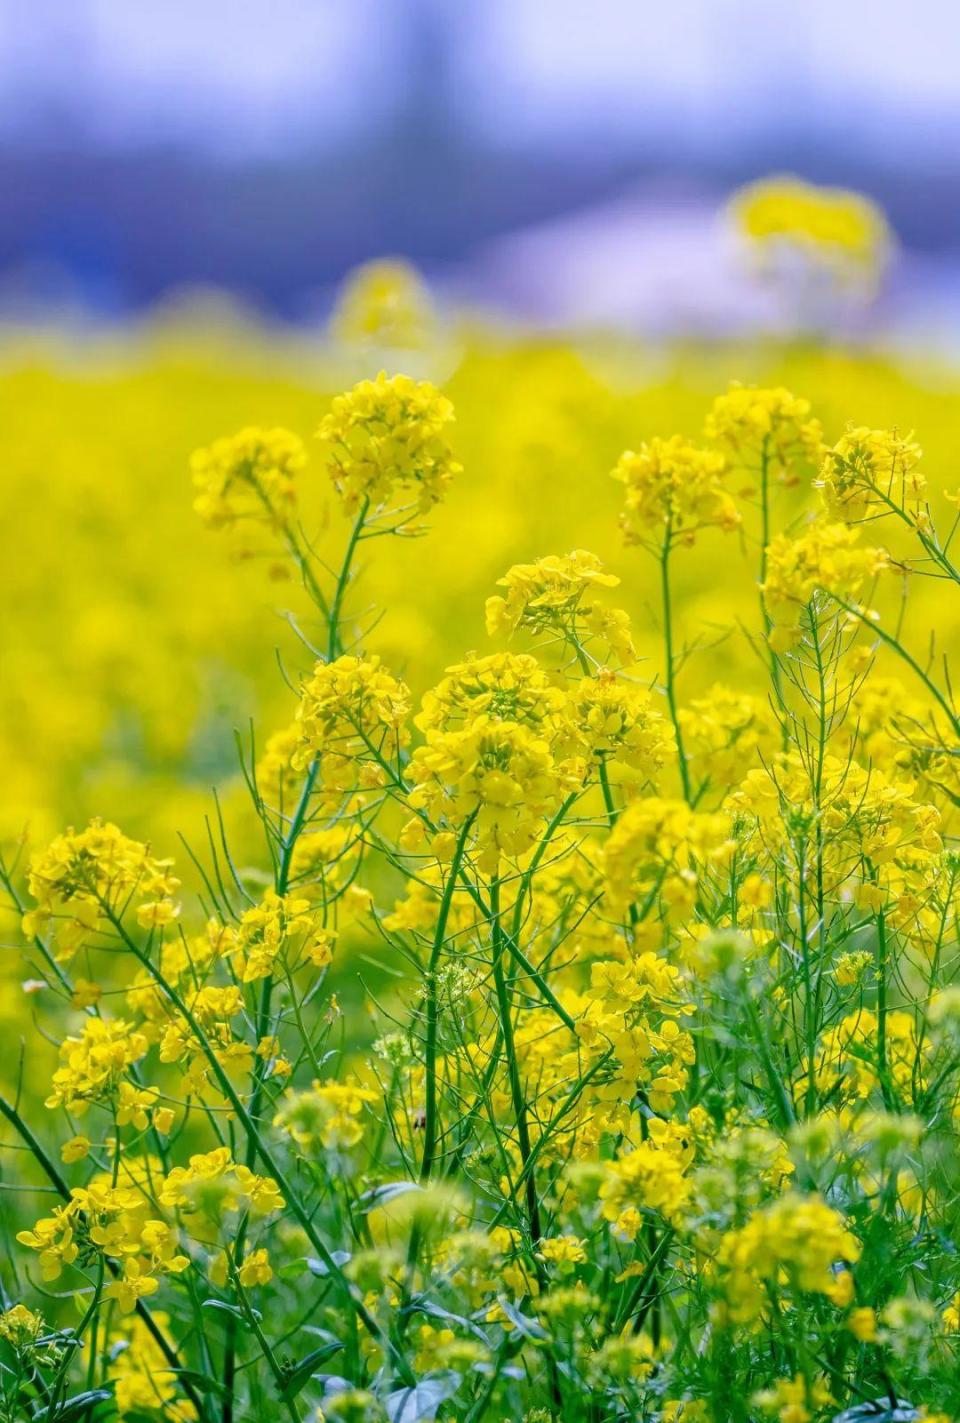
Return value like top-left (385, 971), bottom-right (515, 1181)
top-left (4, 0), bottom-right (960, 338)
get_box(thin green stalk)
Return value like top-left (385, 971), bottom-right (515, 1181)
top-left (419, 815), bottom-right (475, 1186)
top-left (876, 905), bottom-right (894, 1110)
top-left (232, 1273), bottom-right (303, 1423)
top-left (488, 879), bottom-right (543, 1247)
top-left (831, 595), bottom-right (959, 737)
top-left (327, 497), bottom-right (369, 661)
top-left (758, 437), bottom-right (787, 727)
top-left (660, 526), bottom-right (691, 803)
top-left (743, 994), bottom-right (796, 1130)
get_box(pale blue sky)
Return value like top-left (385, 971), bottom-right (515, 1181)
top-left (2, 0), bottom-right (957, 160)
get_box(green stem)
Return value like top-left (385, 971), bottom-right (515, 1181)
top-left (876, 904), bottom-right (894, 1110)
top-left (831, 595), bottom-right (960, 736)
top-left (419, 816), bottom-right (475, 1186)
top-left (660, 527), bottom-right (691, 803)
top-left (488, 880), bottom-right (543, 1247)
top-left (758, 438), bottom-right (788, 733)
top-left (327, 497), bottom-right (369, 661)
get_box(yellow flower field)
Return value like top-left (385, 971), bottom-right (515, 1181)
top-left (3, 236), bottom-right (960, 1421)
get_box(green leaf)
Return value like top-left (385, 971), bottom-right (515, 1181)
top-left (201, 1299), bottom-right (261, 1324)
top-left (358, 1181), bottom-right (423, 1212)
top-left (280, 1340), bottom-right (345, 1400)
top-left (495, 1297), bottom-right (550, 1342)
top-left (305, 1250), bottom-right (352, 1277)
top-left (47, 1389), bottom-right (113, 1421)
top-left (385, 1371), bottom-right (462, 1423)
top-left (832, 1403), bottom-right (919, 1423)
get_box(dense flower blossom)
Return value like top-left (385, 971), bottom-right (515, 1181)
top-left (191, 426), bottom-right (307, 532)
top-left (731, 175), bottom-right (891, 275)
top-left (317, 371), bottom-right (460, 520)
top-left (485, 549), bottom-right (636, 662)
top-left (568, 671), bottom-right (675, 781)
top-left (23, 819), bottom-right (180, 959)
top-left (109, 1313), bottom-right (197, 1420)
top-left (274, 1079), bottom-right (378, 1151)
top-left (717, 1194), bottom-right (861, 1325)
top-left (761, 517), bottom-right (889, 637)
top-left (603, 796), bottom-right (732, 914)
top-left (704, 384), bottom-right (824, 468)
top-left (293, 653), bottom-right (411, 800)
top-left (678, 684), bottom-right (778, 788)
top-left (611, 435), bottom-right (739, 543)
top-left (8, 341), bottom-right (960, 1420)
top-left (408, 715), bottom-right (576, 871)
top-left (45, 1016), bottom-right (149, 1115)
top-left (817, 426), bottom-right (925, 522)
top-left (415, 651), bottom-right (568, 741)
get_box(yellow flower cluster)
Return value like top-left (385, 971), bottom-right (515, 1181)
top-left (603, 796), bottom-right (731, 915)
top-left (273, 1079), bottom-right (378, 1151)
top-left (415, 651), bottom-right (567, 741)
top-left (0, 1304), bottom-right (44, 1350)
top-left (485, 549), bottom-right (635, 663)
top-left (409, 714), bottom-right (575, 872)
top-left (45, 1016), bottom-right (149, 1116)
top-left (160, 981), bottom-right (254, 1095)
top-left (23, 818), bottom-right (180, 959)
top-left (9, 303), bottom-right (960, 1420)
top-left (678, 684), bottom-right (778, 789)
top-left (599, 1121), bottom-right (695, 1237)
top-left (109, 1312), bottom-right (196, 1421)
top-left (330, 258), bottom-right (437, 349)
top-left (611, 436), bottom-right (739, 544)
top-left (191, 425), bottom-right (307, 532)
top-left (293, 653), bottom-right (411, 801)
top-left (230, 888), bottom-right (315, 983)
top-left (817, 426), bottom-right (925, 523)
top-left (753, 1373), bottom-right (832, 1423)
top-left (731, 175), bottom-right (891, 275)
top-left (317, 371), bottom-right (460, 521)
top-left (762, 518), bottom-right (889, 639)
top-left (569, 671), bottom-right (674, 783)
top-left (159, 1147), bottom-right (284, 1217)
top-left (705, 384), bottom-right (824, 468)
top-left (18, 1177), bottom-right (189, 1307)
top-left (717, 1194), bottom-right (861, 1324)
